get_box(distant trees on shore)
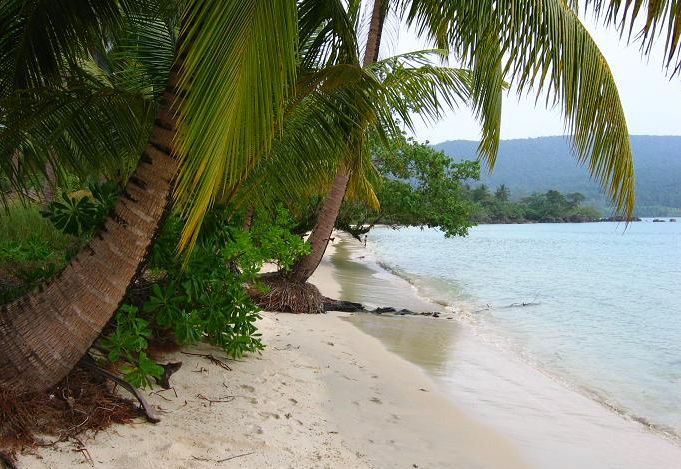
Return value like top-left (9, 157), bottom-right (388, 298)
top-left (465, 185), bottom-right (602, 223)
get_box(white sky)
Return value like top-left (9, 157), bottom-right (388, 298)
top-left (384, 13), bottom-right (681, 144)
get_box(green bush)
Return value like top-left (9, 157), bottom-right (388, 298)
top-left (99, 206), bottom-right (309, 388)
top-left (42, 181), bottom-right (120, 237)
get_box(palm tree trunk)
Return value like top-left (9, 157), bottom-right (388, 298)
top-left (0, 73), bottom-right (181, 393)
top-left (243, 206), bottom-right (254, 231)
top-left (289, 168), bottom-right (350, 283)
top-left (287, 0), bottom-right (386, 285)
top-left (41, 161), bottom-right (57, 207)
top-left (364, 0), bottom-right (386, 66)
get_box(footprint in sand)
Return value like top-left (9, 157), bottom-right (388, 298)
top-left (240, 384), bottom-right (255, 393)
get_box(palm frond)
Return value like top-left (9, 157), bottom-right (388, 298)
top-left (298, 0), bottom-right (360, 69)
top-left (581, 0), bottom-right (681, 75)
top-left (0, 67), bottom-right (154, 197)
top-left (174, 0), bottom-right (299, 252)
top-left (405, 0), bottom-right (635, 217)
top-left (0, 0), bottom-right (156, 92)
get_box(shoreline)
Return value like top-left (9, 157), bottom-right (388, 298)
top-left (330, 232), bottom-right (681, 468)
top-left (17, 243), bottom-right (527, 469)
top-left (343, 233), bottom-right (681, 441)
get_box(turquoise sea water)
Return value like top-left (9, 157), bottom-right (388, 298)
top-left (366, 221), bottom-right (681, 437)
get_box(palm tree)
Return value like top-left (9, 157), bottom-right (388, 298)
top-left (0, 0), bottom-right (677, 393)
top-left (288, 0), bottom-right (389, 285)
top-left (0, 0), bottom-right (301, 393)
top-left (288, 0), bottom-right (681, 288)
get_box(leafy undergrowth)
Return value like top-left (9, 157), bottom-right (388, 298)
top-left (0, 203), bottom-right (74, 303)
top-left (1, 196), bottom-right (309, 456)
top-left (96, 205), bottom-right (310, 388)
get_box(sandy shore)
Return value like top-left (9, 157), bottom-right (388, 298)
top-left (17, 243), bottom-right (527, 469)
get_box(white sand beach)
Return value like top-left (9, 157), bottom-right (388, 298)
top-left (17, 243), bottom-right (527, 469)
top-left (17, 236), bottom-right (681, 468)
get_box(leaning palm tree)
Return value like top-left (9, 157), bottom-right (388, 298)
top-left (0, 0), bottom-right (678, 393)
top-left (0, 0), bottom-right (302, 393)
top-left (287, 0), bottom-right (681, 289)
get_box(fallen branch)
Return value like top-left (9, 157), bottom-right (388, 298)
top-left (196, 394), bottom-right (235, 406)
top-left (181, 352), bottom-right (231, 371)
top-left (78, 359), bottom-right (160, 423)
top-left (218, 452), bottom-right (254, 462)
top-left (191, 452), bottom-right (255, 464)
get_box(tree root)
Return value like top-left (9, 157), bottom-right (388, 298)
top-left (155, 362), bottom-right (183, 390)
top-left (249, 274), bottom-right (324, 314)
top-left (0, 367), bottom-right (140, 450)
top-left (78, 359), bottom-right (160, 424)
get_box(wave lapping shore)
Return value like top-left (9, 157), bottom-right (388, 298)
top-left (333, 228), bottom-right (681, 469)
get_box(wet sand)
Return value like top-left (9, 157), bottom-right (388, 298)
top-left (333, 234), bottom-right (681, 469)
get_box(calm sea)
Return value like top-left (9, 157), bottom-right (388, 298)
top-left (362, 221), bottom-right (681, 437)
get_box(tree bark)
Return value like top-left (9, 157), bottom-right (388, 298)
top-left (364, 0), bottom-right (386, 67)
top-left (41, 161), bottom-right (57, 207)
top-left (0, 73), bottom-right (181, 393)
top-left (287, 0), bottom-right (387, 284)
top-left (243, 206), bottom-right (254, 231)
top-left (289, 168), bottom-right (350, 283)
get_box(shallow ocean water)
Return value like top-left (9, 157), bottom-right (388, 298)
top-left (340, 221), bottom-right (681, 437)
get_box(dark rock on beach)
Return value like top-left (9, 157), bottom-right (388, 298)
top-left (322, 298), bottom-right (365, 312)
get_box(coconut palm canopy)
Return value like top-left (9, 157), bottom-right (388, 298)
top-left (3, 0), bottom-right (680, 243)
top-left (0, 0), bottom-right (679, 393)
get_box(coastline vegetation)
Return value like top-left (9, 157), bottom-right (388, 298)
top-left (466, 186), bottom-right (603, 224)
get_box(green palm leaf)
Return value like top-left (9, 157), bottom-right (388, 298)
top-left (174, 0), bottom-right (298, 251)
top-left (405, 0), bottom-right (635, 217)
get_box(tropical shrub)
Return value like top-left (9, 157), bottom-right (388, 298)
top-left (97, 206), bottom-right (309, 388)
top-left (42, 181), bottom-right (120, 236)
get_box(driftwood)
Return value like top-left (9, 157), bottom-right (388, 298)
top-left (78, 359), bottom-right (160, 424)
top-left (155, 362), bottom-right (183, 389)
top-left (322, 297), bottom-right (441, 317)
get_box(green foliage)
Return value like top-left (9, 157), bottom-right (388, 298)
top-left (42, 193), bottom-right (99, 237)
top-left (466, 185), bottom-right (602, 223)
top-left (43, 181), bottom-right (120, 236)
top-left (97, 206), bottom-right (310, 388)
top-left (337, 138), bottom-right (480, 238)
top-left (0, 203), bottom-right (73, 303)
top-left (249, 206), bottom-right (311, 272)
top-left (121, 352), bottom-right (164, 389)
top-left (101, 304), bottom-right (153, 363)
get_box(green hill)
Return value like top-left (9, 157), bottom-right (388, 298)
top-left (434, 135), bottom-right (681, 216)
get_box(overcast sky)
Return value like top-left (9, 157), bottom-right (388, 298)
top-left (386, 14), bottom-right (681, 144)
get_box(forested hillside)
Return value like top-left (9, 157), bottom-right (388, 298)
top-left (434, 136), bottom-right (681, 216)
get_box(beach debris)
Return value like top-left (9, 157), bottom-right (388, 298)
top-left (79, 358), bottom-right (160, 424)
top-left (196, 394), bottom-right (235, 406)
top-left (155, 362), bottom-right (183, 389)
top-left (181, 351), bottom-right (231, 371)
top-left (192, 452), bottom-right (254, 463)
top-left (0, 366), bottom-right (141, 451)
top-left (322, 298), bottom-right (364, 312)
top-left (504, 301), bottom-right (540, 308)
top-left (322, 296), bottom-right (448, 319)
